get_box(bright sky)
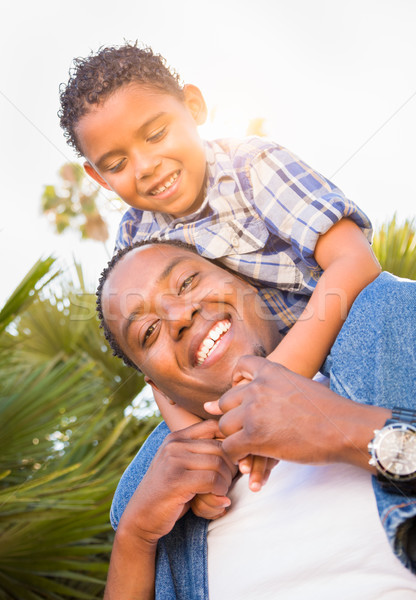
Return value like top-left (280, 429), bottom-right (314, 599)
top-left (1, 0), bottom-right (415, 304)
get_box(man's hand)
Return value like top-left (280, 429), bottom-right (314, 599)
top-left (120, 419), bottom-right (236, 543)
top-left (205, 355), bottom-right (390, 471)
top-left (105, 420), bottom-right (235, 599)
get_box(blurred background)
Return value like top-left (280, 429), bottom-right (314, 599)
top-left (1, 0), bottom-right (416, 302)
top-left (1, 1), bottom-right (415, 597)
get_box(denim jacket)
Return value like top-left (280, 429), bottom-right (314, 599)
top-left (110, 273), bottom-right (416, 599)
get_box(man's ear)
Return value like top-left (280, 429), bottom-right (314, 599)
top-left (84, 161), bottom-right (112, 191)
top-left (144, 375), bottom-right (159, 393)
top-left (144, 376), bottom-right (176, 405)
top-left (183, 84), bottom-right (207, 126)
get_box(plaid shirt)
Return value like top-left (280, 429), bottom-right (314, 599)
top-left (115, 137), bottom-right (372, 333)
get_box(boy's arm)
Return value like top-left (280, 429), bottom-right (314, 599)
top-left (268, 218), bottom-right (381, 377)
top-left (153, 387), bottom-right (202, 430)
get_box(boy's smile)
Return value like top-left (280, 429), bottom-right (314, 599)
top-left (75, 83), bottom-right (207, 218)
top-left (102, 244), bottom-right (282, 418)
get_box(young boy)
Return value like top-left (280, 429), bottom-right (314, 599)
top-left (59, 43), bottom-right (380, 501)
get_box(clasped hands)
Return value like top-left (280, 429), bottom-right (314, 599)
top-left (122, 356), bottom-right (388, 544)
top-left (192, 354), bottom-right (353, 520)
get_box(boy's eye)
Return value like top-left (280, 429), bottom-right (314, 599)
top-left (147, 127), bottom-right (166, 143)
top-left (179, 274), bottom-right (196, 294)
top-left (108, 158), bottom-right (126, 173)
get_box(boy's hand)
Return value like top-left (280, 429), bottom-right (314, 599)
top-left (190, 454), bottom-right (278, 519)
top-left (239, 455), bottom-right (279, 492)
top-left (190, 492), bottom-right (232, 520)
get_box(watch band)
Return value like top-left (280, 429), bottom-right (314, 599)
top-left (387, 407), bottom-right (416, 425)
top-left (377, 473), bottom-right (416, 494)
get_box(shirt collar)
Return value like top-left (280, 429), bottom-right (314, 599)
top-left (148, 138), bottom-right (237, 227)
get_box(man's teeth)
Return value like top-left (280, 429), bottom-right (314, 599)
top-left (196, 320), bottom-right (231, 366)
top-left (150, 171), bottom-right (179, 195)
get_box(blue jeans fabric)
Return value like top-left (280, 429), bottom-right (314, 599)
top-left (110, 272), bottom-right (416, 599)
top-left (322, 271), bottom-right (416, 569)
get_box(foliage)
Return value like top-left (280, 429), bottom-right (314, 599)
top-left (41, 163), bottom-right (110, 244)
top-left (372, 215), bottom-right (416, 280)
top-left (0, 258), bottom-right (159, 599)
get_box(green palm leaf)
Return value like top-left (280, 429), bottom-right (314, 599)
top-left (0, 257), bottom-right (156, 598)
top-left (372, 215), bottom-right (416, 279)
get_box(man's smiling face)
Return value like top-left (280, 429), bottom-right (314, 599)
top-left (102, 244), bottom-right (281, 417)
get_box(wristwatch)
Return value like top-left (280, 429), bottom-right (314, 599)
top-left (368, 407), bottom-right (416, 493)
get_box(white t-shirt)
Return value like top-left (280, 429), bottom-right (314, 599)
top-left (207, 462), bottom-right (416, 599)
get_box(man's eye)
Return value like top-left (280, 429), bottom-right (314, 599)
top-left (108, 158), bottom-right (126, 173)
top-left (144, 322), bottom-right (157, 343)
top-left (179, 274), bottom-right (195, 294)
top-left (147, 127), bottom-right (166, 143)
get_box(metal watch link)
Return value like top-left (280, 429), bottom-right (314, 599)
top-left (368, 407), bottom-right (416, 493)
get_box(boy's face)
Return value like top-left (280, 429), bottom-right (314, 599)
top-left (76, 83), bottom-right (207, 218)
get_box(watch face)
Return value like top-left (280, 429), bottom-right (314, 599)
top-left (375, 424), bottom-right (416, 480)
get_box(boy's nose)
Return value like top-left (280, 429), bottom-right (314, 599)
top-left (133, 152), bottom-right (161, 180)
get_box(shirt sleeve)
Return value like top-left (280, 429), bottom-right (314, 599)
top-left (249, 145), bottom-right (373, 269)
top-left (115, 208), bottom-right (145, 251)
top-left (110, 421), bottom-right (170, 530)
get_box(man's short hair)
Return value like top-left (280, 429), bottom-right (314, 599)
top-left (59, 42), bottom-right (184, 156)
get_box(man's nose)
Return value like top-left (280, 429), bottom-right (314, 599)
top-left (160, 294), bottom-right (200, 339)
top-left (133, 149), bottom-right (161, 180)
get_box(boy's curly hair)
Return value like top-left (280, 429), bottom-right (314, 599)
top-left (59, 42), bottom-right (184, 156)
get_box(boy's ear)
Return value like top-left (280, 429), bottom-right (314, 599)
top-left (84, 161), bottom-right (112, 191)
top-left (183, 84), bottom-right (207, 126)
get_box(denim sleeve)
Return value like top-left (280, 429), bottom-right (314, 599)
top-left (110, 421), bottom-right (170, 530)
top-left (323, 272), bottom-right (416, 572)
top-left (109, 420), bottom-right (208, 599)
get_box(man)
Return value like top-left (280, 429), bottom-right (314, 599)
top-left (97, 240), bottom-right (416, 599)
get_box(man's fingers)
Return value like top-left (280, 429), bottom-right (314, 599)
top-left (179, 418), bottom-right (222, 439)
top-left (217, 404), bottom-right (244, 438)
top-left (204, 400), bottom-right (223, 416)
top-left (221, 429), bottom-right (251, 465)
top-left (231, 354), bottom-right (267, 386)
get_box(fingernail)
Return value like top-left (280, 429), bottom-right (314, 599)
top-left (239, 464), bottom-right (250, 474)
top-left (249, 482), bottom-right (262, 492)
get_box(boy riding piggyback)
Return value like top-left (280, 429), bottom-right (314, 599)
top-left (59, 43), bottom-right (380, 500)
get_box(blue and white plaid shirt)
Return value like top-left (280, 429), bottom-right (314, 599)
top-left (116, 136), bottom-right (372, 333)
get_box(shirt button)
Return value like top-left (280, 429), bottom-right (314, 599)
top-left (231, 234), bottom-right (240, 248)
